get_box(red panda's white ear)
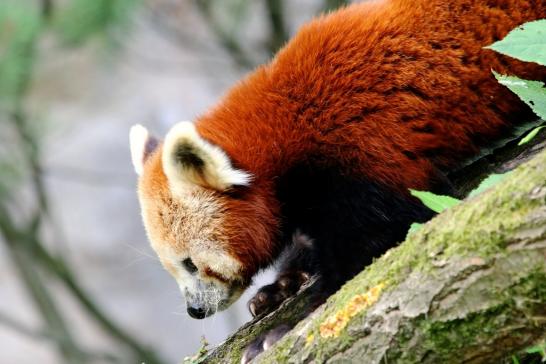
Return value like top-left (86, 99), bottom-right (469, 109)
top-left (130, 124), bottom-right (159, 175)
top-left (162, 121), bottom-right (251, 191)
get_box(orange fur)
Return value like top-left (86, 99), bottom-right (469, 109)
top-left (140, 147), bottom-right (280, 282)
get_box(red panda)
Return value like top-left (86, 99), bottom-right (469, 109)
top-left (130, 0), bottom-right (546, 361)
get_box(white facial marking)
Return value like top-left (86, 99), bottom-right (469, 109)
top-left (129, 124), bottom-right (150, 175)
top-left (138, 179), bottom-right (244, 316)
top-left (136, 121), bottom-right (254, 317)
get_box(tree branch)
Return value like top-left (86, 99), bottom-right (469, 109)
top-left (203, 130), bottom-right (546, 363)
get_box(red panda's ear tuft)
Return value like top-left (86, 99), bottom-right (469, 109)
top-left (130, 124), bottom-right (159, 175)
top-left (162, 121), bottom-right (252, 191)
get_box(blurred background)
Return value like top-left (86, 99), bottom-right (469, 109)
top-left (0, 0), bottom-right (351, 363)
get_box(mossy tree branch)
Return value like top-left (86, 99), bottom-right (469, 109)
top-left (203, 129), bottom-right (546, 363)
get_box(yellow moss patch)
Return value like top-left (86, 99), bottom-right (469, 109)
top-left (305, 334), bottom-right (315, 346)
top-left (319, 283), bottom-right (385, 338)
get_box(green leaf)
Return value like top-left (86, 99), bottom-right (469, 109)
top-left (405, 222), bottom-right (424, 240)
top-left (511, 355), bottom-right (520, 364)
top-left (408, 222), bottom-right (423, 233)
top-left (409, 190), bottom-right (461, 213)
top-left (485, 19), bottom-right (546, 66)
top-left (493, 72), bottom-right (546, 120)
top-left (525, 344), bottom-right (546, 357)
top-left (518, 125), bottom-right (546, 145)
top-left (468, 173), bottom-right (510, 198)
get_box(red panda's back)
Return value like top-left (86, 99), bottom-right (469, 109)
top-left (267, 0), bottom-right (546, 191)
top-left (197, 0), bottom-right (545, 192)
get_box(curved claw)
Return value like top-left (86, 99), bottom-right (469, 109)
top-left (247, 271), bottom-right (310, 317)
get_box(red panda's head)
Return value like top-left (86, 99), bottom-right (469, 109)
top-left (130, 122), bottom-right (279, 319)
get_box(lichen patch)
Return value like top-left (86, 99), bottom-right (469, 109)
top-left (319, 283), bottom-right (386, 338)
top-left (305, 334), bottom-right (315, 346)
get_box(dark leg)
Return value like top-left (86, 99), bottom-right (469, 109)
top-left (248, 231), bottom-right (317, 317)
top-left (275, 163), bottom-right (437, 293)
top-left (242, 232), bottom-right (319, 364)
top-left (242, 163), bottom-right (441, 362)
top-left (298, 171), bottom-right (436, 295)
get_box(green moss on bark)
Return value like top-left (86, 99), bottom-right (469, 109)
top-left (387, 270), bottom-right (546, 363)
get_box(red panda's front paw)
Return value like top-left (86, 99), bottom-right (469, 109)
top-left (248, 271), bottom-right (310, 317)
top-left (241, 324), bottom-right (292, 364)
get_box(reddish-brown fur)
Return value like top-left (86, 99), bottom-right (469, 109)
top-left (150, 0), bottom-right (546, 276)
top-left (143, 146), bottom-right (280, 282)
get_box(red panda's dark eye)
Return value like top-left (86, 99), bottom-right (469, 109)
top-left (182, 258), bottom-right (198, 274)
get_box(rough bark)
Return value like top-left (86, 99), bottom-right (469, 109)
top-left (203, 128), bottom-right (546, 364)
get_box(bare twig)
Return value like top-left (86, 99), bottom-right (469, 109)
top-left (0, 310), bottom-right (50, 341)
top-left (5, 109), bottom-right (165, 364)
top-left (0, 9), bottom-right (91, 361)
top-left (0, 309), bottom-right (120, 363)
top-left (0, 3), bottom-right (166, 362)
top-left (143, 4), bottom-right (224, 56)
top-left (41, 0), bottom-right (53, 19)
top-left (193, 0), bottom-right (254, 68)
top-left (33, 237), bottom-right (165, 364)
top-left (0, 215), bottom-right (88, 363)
top-left (0, 202), bottom-right (164, 364)
top-left (265, 0), bottom-right (288, 55)
top-left (323, 0), bottom-right (349, 12)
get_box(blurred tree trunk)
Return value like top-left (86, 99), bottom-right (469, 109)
top-left (202, 129), bottom-right (546, 363)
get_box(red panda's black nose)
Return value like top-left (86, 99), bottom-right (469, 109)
top-left (187, 305), bottom-right (207, 319)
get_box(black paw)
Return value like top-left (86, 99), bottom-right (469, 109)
top-left (248, 271), bottom-right (310, 317)
top-left (241, 324), bottom-right (291, 364)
